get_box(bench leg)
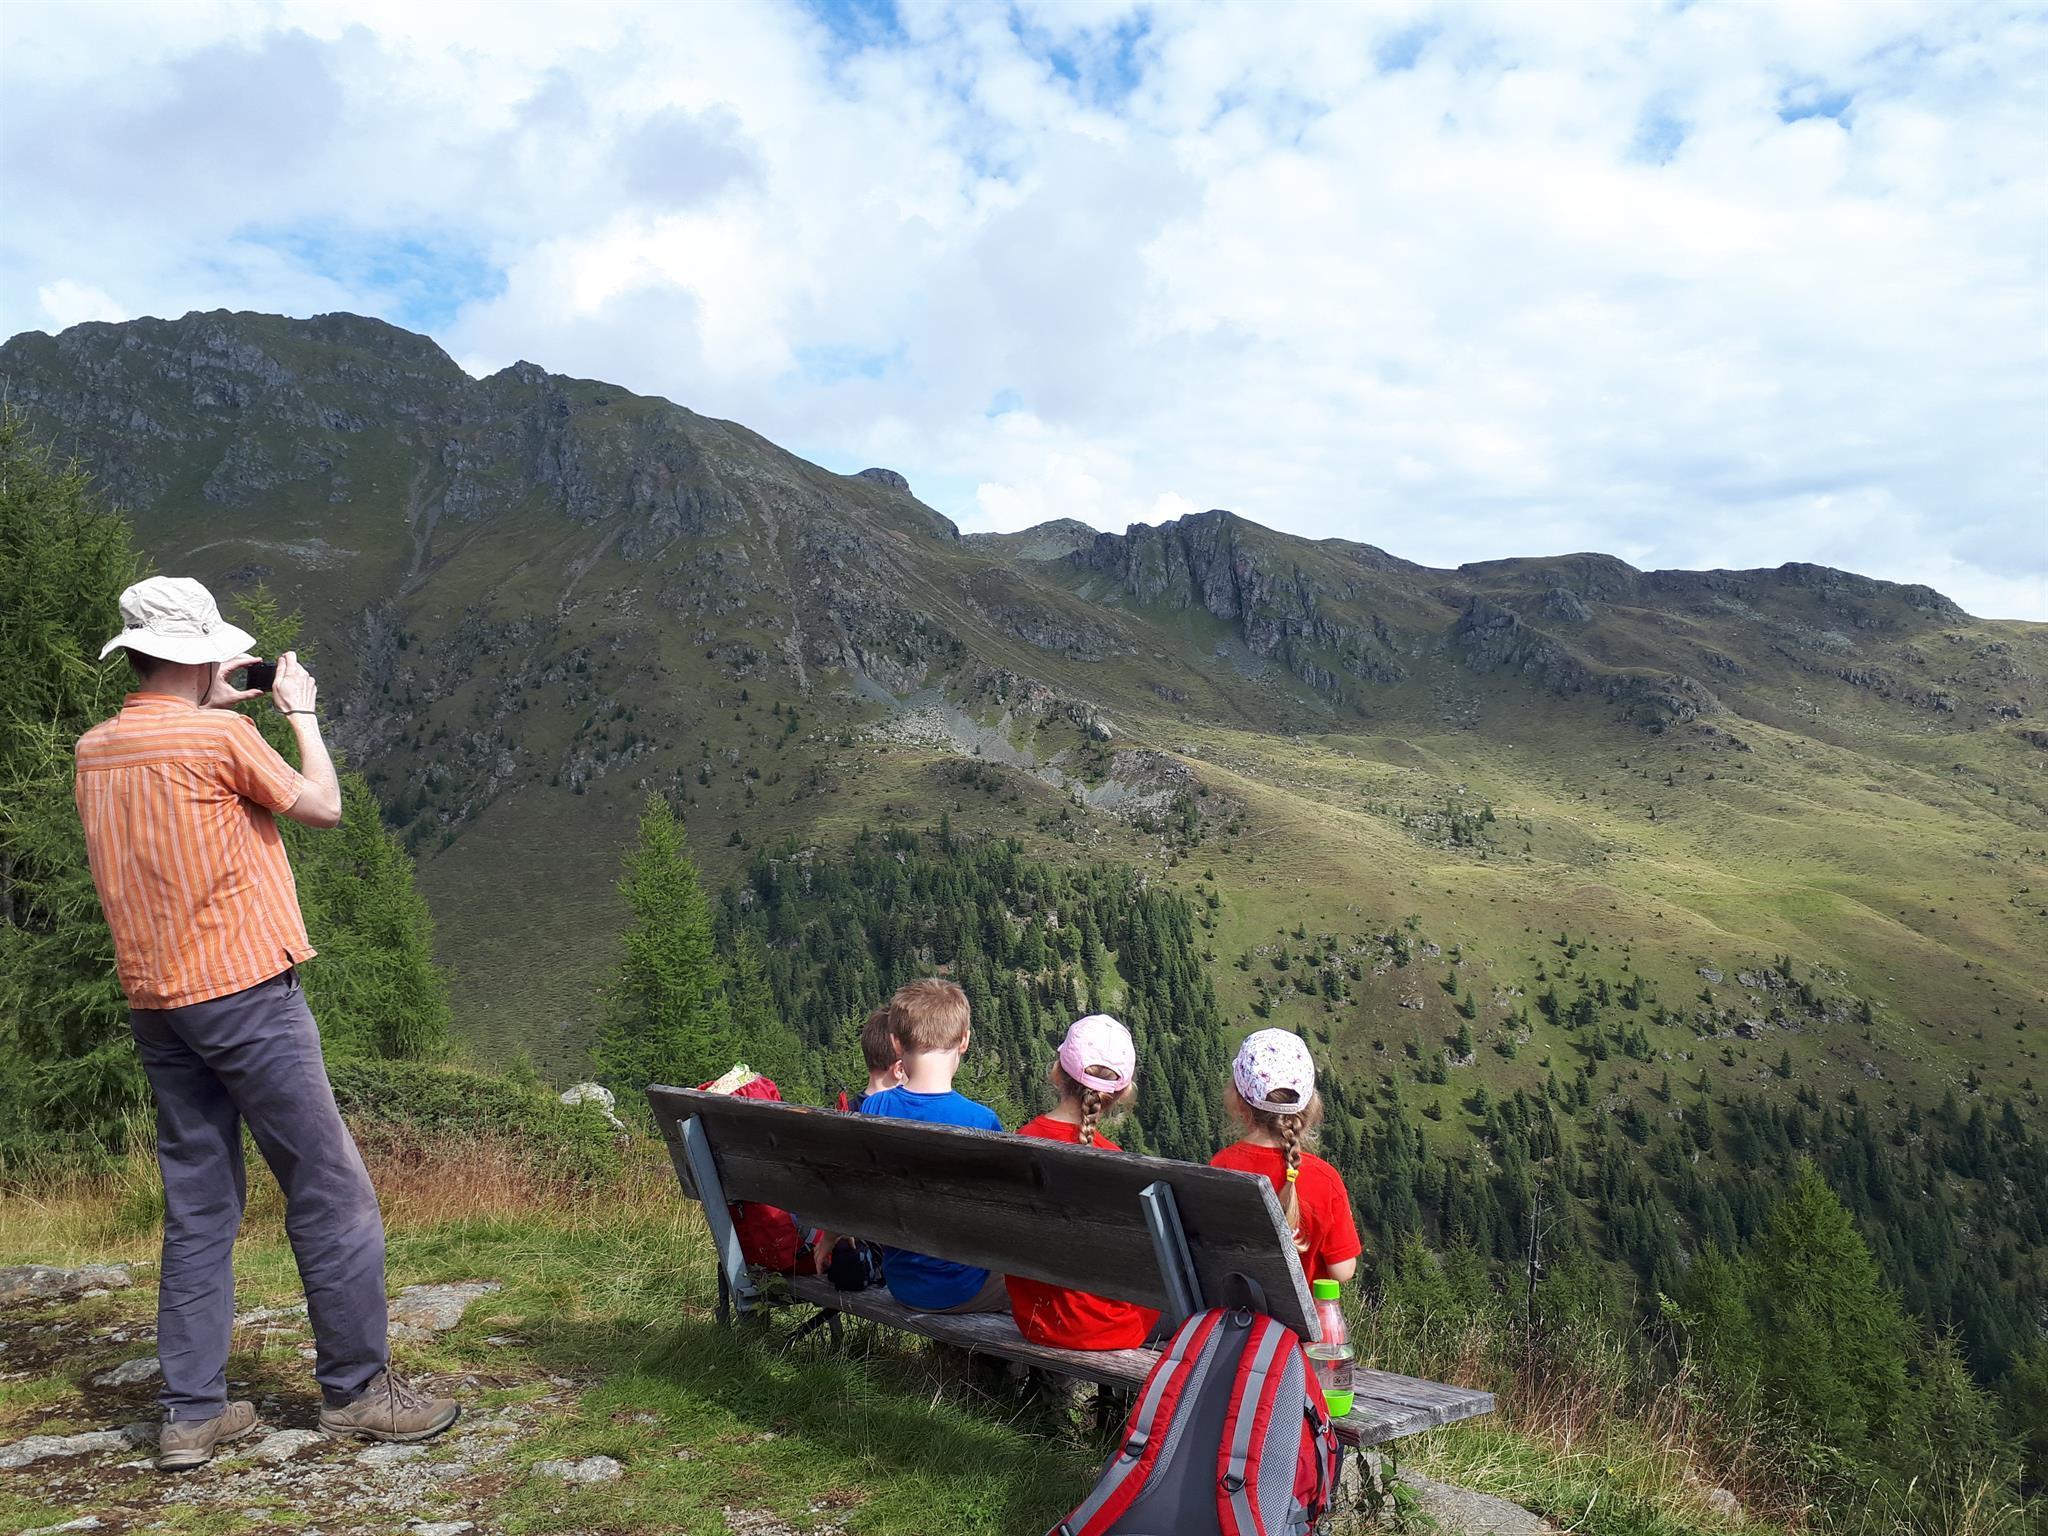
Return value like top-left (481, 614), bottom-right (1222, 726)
top-left (684, 1116), bottom-right (756, 1323)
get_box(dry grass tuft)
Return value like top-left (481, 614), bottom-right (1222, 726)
top-left (0, 1129), bottom-right (680, 1266)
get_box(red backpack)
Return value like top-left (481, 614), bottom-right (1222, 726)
top-left (696, 1070), bottom-right (803, 1274)
top-left (1046, 1284), bottom-right (1341, 1536)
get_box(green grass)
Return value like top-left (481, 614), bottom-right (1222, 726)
top-left (0, 1146), bottom-right (1787, 1536)
top-left (0, 1157), bottom-right (1102, 1536)
top-left (1404, 1422), bottom-right (1759, 1536)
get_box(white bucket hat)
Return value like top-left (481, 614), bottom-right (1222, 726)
top-left (98, 577), bottom-right (254, 665)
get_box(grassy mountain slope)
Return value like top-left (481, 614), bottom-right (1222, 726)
top-left (3, 310), bottom-right (2042, 1135)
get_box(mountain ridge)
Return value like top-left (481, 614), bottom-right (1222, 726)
top-left (2, 309), bottom-right (2041, 1127)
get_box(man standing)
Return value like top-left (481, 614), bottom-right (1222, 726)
top-left (75, 577), bottom-right (457, 1469)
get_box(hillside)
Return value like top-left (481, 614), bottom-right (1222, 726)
top-left (6, 309), bottom-right (2046, 1524)
top-left (4, 310), bottom-right (2040, 1106)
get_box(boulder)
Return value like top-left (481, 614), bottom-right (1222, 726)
top-left (0, 1264), bottom-right (133, 1305)
top-left (90, 1356), bottom-right (161, 1388)
top-left (244, 1428), bottom-right (326, 1464)
top-left (359, 1443), bottom-right (429, 1468)
top-left (388, 1281), bottom-right (501, 1340)
top-left (559, 1082), bottom-right (627, 1132)
top-left (535, 1454), bottom-right (623, 1484)
top-left (1400, 1470), bottom-right (1558, 1534)
top-left (0, 1424), bottom-right (150, 1470)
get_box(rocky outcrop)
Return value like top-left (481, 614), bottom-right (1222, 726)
top-left (1076, 511), bottom-right (1410, 700)
top-left (964, 518), bottom-right (1101, 563)
top-left (1452, 597), bottom-right (1715, 729)
top-left (1644, 562), bottom-right (1967, 624)
top-left (854, 467), bottom-right (909, 493)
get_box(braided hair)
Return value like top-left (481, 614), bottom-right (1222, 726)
top-left (1276, 1109), bottom-right (1308, 1251)
top-left (1055, 1064), bottom-right (1131, 1146)
top-left (1232, 1086), bottom-right (1324, 1257)
top-left (1078, 1085), bottom-right (1107, 1146)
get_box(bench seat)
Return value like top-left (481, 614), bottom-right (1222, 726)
top-left (649, 1086), bottom-right (1495, 1454)
top-left (785, 1274), bottom-right (1493, 1447)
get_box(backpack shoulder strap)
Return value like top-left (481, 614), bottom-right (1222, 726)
top-left (1216, 1314), bottom-right (1294, 1536)
top-left (1050, 1309), bottom-right (1225, 1536)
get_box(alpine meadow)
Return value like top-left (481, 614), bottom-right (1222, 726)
top-left (1, 309), bottom-right (2043, 1536)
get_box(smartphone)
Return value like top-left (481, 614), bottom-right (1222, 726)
top-left (239, 660), bottom-right (279, 692)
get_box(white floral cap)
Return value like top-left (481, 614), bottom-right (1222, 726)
top-left (1232, 1028), bottom-right (1316, 1114)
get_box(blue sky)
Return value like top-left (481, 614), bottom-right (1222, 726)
top-left (2, 0), bottom-right (2043, 618)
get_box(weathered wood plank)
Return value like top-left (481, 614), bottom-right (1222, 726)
top-left (1346, 1367), bottom-right (1496, 1427)
top-left (785, 1276), bottom-right (1157, 1385)
top-left (648, 1086), bottom-right (1319, 1339)
top-left (782, 1277), bottom-right (1493, 1446)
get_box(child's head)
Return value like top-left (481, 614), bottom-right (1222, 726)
top-left (1052, 1014), bottom-right (1137, 1145)
top-left (888, 977), bottom-right (972, 1072)
top-left (1229, 1029), bottom-right (1324, 1236)
top-left (859, 1005), bottom-right (901, 1093)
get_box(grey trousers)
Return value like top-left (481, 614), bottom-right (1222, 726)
top-left (130, 968), bottom-right (388, 1421)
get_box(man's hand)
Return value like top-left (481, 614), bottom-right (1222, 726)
top-left (273, 652), bottom-right (341, 829)
top-left (270, 651), bottom-right (318, 716)
top-left (202, 653), bottom-right (265, 709)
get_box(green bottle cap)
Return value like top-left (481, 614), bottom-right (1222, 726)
top-left (1312, 1279), bottom-right (1342, 1300)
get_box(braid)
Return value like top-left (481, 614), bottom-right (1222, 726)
top-left (1278, 1112), bottom-right (1309, 1255)
top-left (1079, 1086), bottom-right (1105, 1146)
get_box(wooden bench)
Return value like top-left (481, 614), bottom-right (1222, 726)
top-left (648, 1086), bottom-right (1493, 1449)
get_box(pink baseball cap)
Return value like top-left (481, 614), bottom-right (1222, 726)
top-left (1058, 1014), bottom-right (1136, 1094)
top-left (1232, 1028), bottom-right (1317, 1113)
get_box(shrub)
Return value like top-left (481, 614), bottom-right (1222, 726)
top-left (327, 1058), bottom-right (621, 1182)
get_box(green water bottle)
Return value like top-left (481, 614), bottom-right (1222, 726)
top-left (1306, 1277), bottom-right (1355, 1418)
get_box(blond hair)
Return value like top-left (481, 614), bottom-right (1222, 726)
top-left (1229, 1084), bottom-right (1324, 1253)
top-left (889, 977), bottom-right (971, 1055)
top-left (1053, 1063), bottom-right (1134, 1146)
top-left (859, 1006), bottom-right (899, 1074)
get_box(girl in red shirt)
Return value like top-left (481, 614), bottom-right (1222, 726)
top-left (1006, 1015), bottom-right (1162, 1350)
top-left (1211, 1028), bottom-right (1361, 1283)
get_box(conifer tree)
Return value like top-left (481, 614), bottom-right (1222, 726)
top-left (1732, 1160), bottom-right (1910, 1459)
top-left (290, 778), bottom-right (452, 1060)
top-left (0, 414), bottom-right (145, 1158)
top-left (724, 927), bottom-right (812, 1099)
top-left (596, 793), bottom-right (734, 1096)
top-left (234, 590), bottom-right (450, 1062)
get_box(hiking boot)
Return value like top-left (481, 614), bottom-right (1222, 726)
top-left (318, 1370), bottom-right (460, 1443)
top-left (158, 1400), bottom-right (257, 1470)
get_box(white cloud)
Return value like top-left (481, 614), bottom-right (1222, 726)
top-left (36, 280), bottom-right (128, 330)
top-left (1, 0), bottom-right (2042, 616)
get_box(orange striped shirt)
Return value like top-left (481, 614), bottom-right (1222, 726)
top-left (75, 693), bottom-right (314, 1009)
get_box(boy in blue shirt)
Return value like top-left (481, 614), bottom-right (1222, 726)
top-left (859, 978), bottom-right (1007, 1312)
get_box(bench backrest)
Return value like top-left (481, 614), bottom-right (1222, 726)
top-left (647, 1086), bottom-right (1318, 1339)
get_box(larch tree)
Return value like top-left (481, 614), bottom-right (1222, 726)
top-left (1738, 1160), bottom-right (1910, 1460)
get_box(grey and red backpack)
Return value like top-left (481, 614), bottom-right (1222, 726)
top-left (1045, 1282), bottom-right (1342, 1536)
